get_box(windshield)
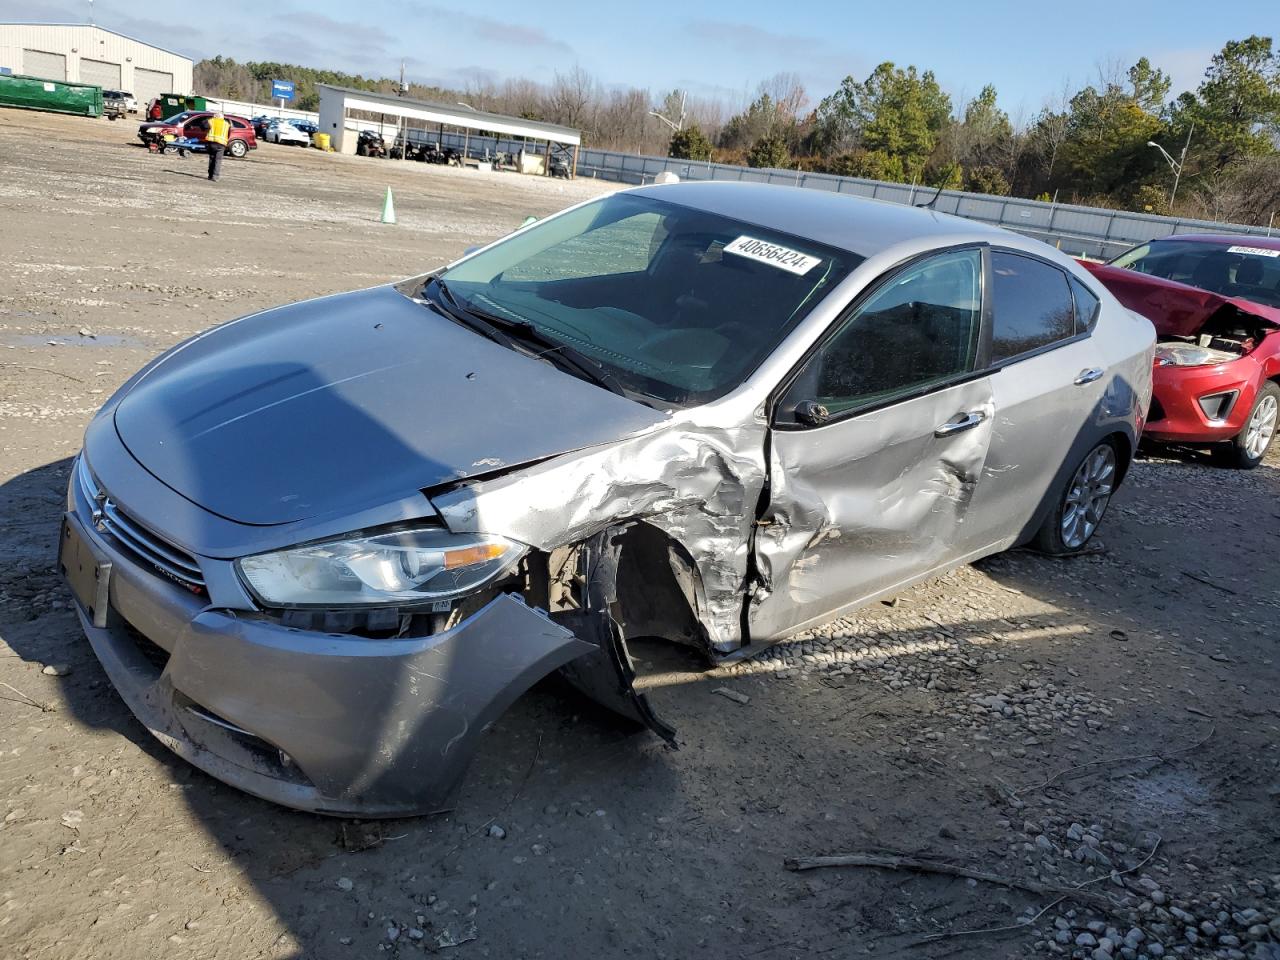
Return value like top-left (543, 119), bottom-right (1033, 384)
top-left (163, 111), bottom-right (195, 124)
top-left (1111, 239), bottom-right (1280, 308)
top-left (437, 193), bottom-right (859, 403)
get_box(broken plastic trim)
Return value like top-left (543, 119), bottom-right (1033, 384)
top-left (552, 530), bottom-right (677, 746)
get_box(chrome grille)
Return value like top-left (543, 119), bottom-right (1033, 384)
top-left (77, 458), bottom-right (205, 590)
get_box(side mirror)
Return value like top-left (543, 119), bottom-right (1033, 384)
top-left (795, 400), bottom-right (830, 426)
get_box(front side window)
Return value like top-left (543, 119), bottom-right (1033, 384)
top-left (783, 248), bottom-right (983, 418)
top-left (437, 194), bottom-right (860, 403)
top-left (990, 252), bottom-right (1075, 362)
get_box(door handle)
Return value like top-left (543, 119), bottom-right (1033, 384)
top-left (935, 410), bottom-right (987, 437)
top-left (1074, 367), bottom-right (1104, 385)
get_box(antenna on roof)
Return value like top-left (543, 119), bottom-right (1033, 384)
top-left (915, 184), bottom-right (945, 209)
top-left (87, 0), bottom-right (94, 25)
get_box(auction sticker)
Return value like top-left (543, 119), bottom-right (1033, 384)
top-left (1227, 245), bottom-right (1280, 258)
top-left (724, 236), bottom-right (822, 275)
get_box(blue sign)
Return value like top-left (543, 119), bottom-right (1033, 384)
top-left (271, 80), bottom-right (294, 101)
top-left (0, 67), bottom-right (11, 75)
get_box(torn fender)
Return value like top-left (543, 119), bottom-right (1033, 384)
top-left (551, 531), bottom-right (678, 745)
top-left (432, 409), bottom-right (769, 654)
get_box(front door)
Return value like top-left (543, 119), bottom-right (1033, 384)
top-left (750, 247), bottom-right (996, 640)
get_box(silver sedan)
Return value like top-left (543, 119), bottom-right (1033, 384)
top-left (60, 183), bottom-right (1154, 815)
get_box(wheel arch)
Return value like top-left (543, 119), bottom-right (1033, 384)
top-left (1014, 425), bottom-right (1133, 549)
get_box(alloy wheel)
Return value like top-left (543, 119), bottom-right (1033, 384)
top-left (1061, 444), bottom-right (1116, 549)
top-left (1244, 393), bottom-right (1278, 461)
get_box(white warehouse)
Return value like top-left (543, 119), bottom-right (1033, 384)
top-left (0, 22), bottom-right (193, 103)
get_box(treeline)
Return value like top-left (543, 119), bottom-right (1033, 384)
top-left (195, 36), bottom-right (1280, 225)
top-left (193, 56), bottom-right (455, 112)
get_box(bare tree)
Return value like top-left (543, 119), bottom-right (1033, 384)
top-left (547, 65), bottom-right (598, 130)
top-left (758, 72), bottom-right (809, 123)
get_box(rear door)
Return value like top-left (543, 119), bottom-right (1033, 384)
top-left (961, 251), bottom-right (1108, 548)
top-left (750, 247), bottom-right (996, 640)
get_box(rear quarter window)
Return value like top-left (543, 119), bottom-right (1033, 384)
top-left (1070, 276), bottom-right (1101, 334)
top-left (990, 252), bottom-right (1075, 362)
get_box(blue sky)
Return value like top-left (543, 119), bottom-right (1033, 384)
top-left (8, 0), bottom-right (1278, 116)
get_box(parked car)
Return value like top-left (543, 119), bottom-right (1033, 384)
top-left (265, 119), bottom-right (310, 146)
top-left (103, 88), bottom-right (137, 113)
top-left (60, 184), bottom-right (1153, 816)
top-left (291, 119), bottom-right (319, 136)
top-left (250, 115), bottom-right (273, 139)
top-left (1083, 234), bottom-right (1280, 467)
top-left (102, 90), bottom-right (128, 120)
top-left (137, 111), bottom-right (258, 158)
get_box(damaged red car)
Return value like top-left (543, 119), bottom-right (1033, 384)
top-left (1083, 235), bottom-right (1280, 467)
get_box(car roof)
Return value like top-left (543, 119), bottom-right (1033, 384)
top-left (1150, 234), bottom-right (1280, 252)
top-left (629, 181), bottom-right (1011, 258)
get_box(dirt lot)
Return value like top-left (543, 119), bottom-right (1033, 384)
top-left (2, 108), bottom-right (1279, 960)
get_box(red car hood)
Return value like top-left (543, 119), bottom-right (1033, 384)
top-left (1081, 261), bottom-right (1280, 337)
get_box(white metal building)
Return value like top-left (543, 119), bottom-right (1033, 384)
top-left (0, 23), bottom-right (193, 103)
top-left (318, 84), bottom-right (581, 172)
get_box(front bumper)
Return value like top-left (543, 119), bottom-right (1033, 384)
top-left (63, 464), bottom-right (595, 817)
top-left (1144, 355), bottom-right (1263, 444)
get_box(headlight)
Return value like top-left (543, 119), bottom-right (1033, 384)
top-left (1154, 343), bottom-right (1236, 367)
top-left (237, 527), bottom-right (526, 608)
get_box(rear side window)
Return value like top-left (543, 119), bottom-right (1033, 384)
top-left (991, 252), bottom-right (1075, 362)
top-left (1070, 276), bottom-right (1100, 333)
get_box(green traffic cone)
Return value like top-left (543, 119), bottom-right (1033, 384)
top-left (380, 187), bottom-right (396, 225)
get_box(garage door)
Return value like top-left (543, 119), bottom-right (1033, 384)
top-left (134, 68), bottom-right (173, 106)
top-left (23, 49), bottom-right (66, 81)
top-left (80, 58), bottom-right (121, 90)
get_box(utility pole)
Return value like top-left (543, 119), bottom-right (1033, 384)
top-left (649, 89), bottom-right (687, 133)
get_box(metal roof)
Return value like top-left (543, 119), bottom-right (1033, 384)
top-left (317, 84), bottom-right (580, 145)
top-left (0, 22), bottom-right (193, 62)
top-left (631, 181), bottom-right (1012, 259)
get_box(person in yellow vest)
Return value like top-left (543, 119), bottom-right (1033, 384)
top-left (205, 110), bottom-right (231, 182)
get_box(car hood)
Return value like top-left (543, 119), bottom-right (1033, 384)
top-left (1082, 262), bottom-right (1280, 336)
top-left (113, 285), bottom-right (668, 526)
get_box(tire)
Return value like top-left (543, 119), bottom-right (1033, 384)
top-left (1033, 440), bottom-right (1119, 555)
top-left (1222, 381), bottom-right (1279, 469)
top-left (228, 139), bottom-right (248, 159)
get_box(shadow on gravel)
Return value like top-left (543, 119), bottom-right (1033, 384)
top-left (970, 458), bottom-right (1280, 884)
top-left (6, 450), bottom-right (1280, 959)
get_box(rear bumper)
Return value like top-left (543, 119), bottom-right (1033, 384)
top-left (1143, 356), bottom-right (1262, 444)
top-left (64, 465), bottom-right (595, 816)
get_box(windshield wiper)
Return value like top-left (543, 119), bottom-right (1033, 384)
top-left (422, 278), bottom-right (518, 350)
top-left (430, 282), bottom-right (626, 397)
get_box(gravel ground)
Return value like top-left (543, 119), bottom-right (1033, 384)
top-left (1, 107), bottom-right (1278, 960)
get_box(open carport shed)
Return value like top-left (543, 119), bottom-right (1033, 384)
top-left (317, 84), bottom-right (581, 174)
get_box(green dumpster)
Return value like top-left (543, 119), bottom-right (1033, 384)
top-left (0, 74), bottom-right (103, 117)
top-left (157, 93), bottom-right (209, 117)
